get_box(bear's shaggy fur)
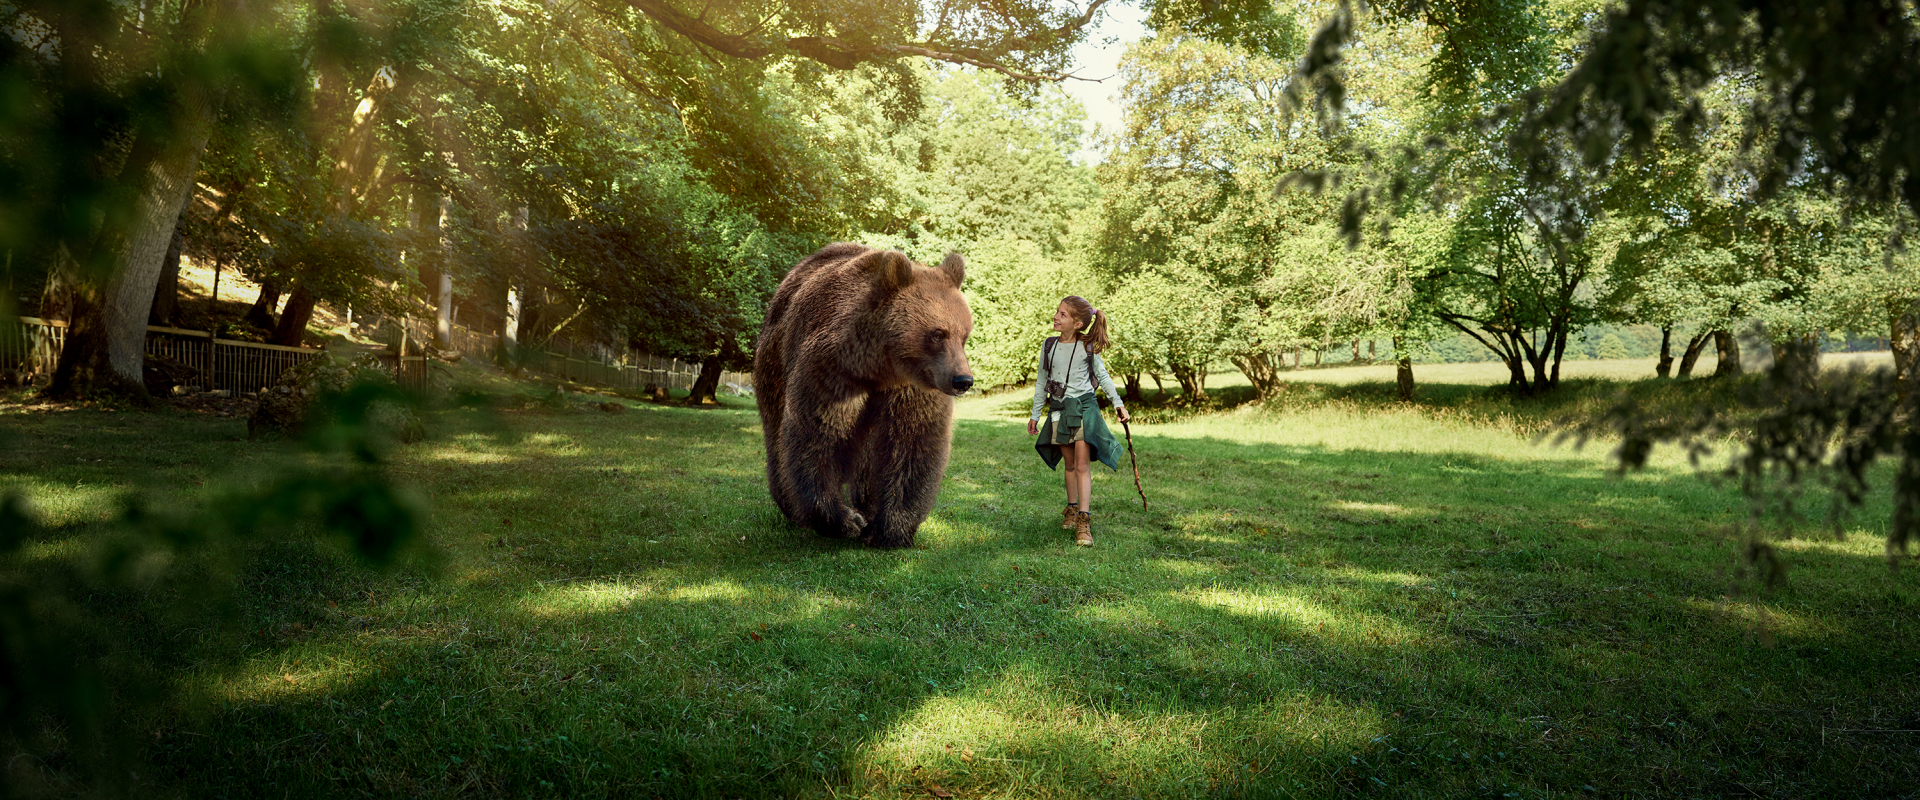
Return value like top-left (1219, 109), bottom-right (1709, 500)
top-left (753, 243), bottom-right (974, 548)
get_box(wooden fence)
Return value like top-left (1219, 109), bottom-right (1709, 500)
top-left (2, 316), bottom-right (65, 378)
top-left (144, 325), bottom-right (326, 395)
top-left (360, 316), bottom-right (750, 396)
top-left (4, 311), bottom-right (752, 399)
top-left (5, 317), bottom-right (333, 395)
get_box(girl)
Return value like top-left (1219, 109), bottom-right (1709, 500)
top-left (1028, 296), bottom-right (1130, 546)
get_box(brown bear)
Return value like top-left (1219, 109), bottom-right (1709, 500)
top-left (753, 243), bottom-right (974, 548)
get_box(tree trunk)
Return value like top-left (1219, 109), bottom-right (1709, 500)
top-left (1894, 301), bottom-right (1920, 555)
top-left (1546, 320), bottom-right (1568, 391)
top-left (48, 85), bottom-right (217, 402)
top-left (688, 354), bottom-right (723, 405)
top-left (1148, 372), bottom-right (1164, 397)
top-left (433, 195), bottom-right (453, 350)
top-left (1351, 339), bottom-right (1360, 362)
top-left (1890, 300), bottom-right (1919, 406)
top-left (1368, 339), bottom-right (1376, 360)
top-left (1291, 347), bottom-right (1301, 368)
top-left (1655, 326), bottom-right (1674, 378)
top-left (246, 282), bottom-right (282, 330)
top-left (1677, 332), bottom-right (1711, 378)
top-left (1170, 363), bottom-right (1207, 402)
top-left (1712, 329), bottom-right (1742, 377)
top-left (149, 223), bottom-right (184, 325)
top-left (1392, 336), bottom-right (1414, 402)
top-left (208, 257), bottom-right (224, 319)
top-left (1500, 332), bottom-right (1531, 394)
top-left (500, 206), bottom-right (526, 365)
top-left (1230, 352), bottom-right (1281, 400)
top-left (1122, 372), bottom-right (1143, 404)
top-left (1772, 333), bottom-right (1821, 390)
top-left (501, 284), bottom-right (522, 364)
top-left (270, 284), bottom-right (316, 347)
top-left (37, 246), bottom-right (77, 321)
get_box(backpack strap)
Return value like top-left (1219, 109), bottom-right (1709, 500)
top-left (1043, 336), bottom-right (1059, 380)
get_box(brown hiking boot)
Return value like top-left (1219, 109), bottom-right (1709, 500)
top-left (1074, 511), bottom-right (1093, 546)
top-left (1062, 504), bottom-right (1077, 529)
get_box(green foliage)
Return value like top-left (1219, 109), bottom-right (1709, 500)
top-left (1143, 0), bottom-right (1306, 61)
top-left (0, 382), bottom-right (429, 793)
top-left (1562, 360), bottom-right (1920, 559)
top-left (1595, 332), bottom-right (1630, 360)
top-left (1089, 25), bottom-right (1330, 394)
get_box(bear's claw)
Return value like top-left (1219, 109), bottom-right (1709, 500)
top-left (838, 509), bottom-right (868, 538)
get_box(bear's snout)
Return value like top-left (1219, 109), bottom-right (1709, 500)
top-left (951, 375), bottom-right (974, 394)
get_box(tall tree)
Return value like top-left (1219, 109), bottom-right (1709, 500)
top-left (9, 0), bottom-right (280, 400)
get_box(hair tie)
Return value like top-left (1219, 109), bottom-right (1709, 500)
top-left (1090, 308), bottom-right (1100, 317)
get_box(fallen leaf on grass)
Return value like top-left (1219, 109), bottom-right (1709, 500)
top-left (379, 700), bottom-right (393, 710)
top-left (282, 674), bottom-right (297, 684)
top-left (749, 632), bottom-right (762, 642)
top-left (927, 785), bottom-right (954, 798)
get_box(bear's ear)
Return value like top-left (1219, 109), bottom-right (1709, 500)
top-left (853, 248), bottom-right (915, 294)
top-left (937, 252), bottom-right (965, 288)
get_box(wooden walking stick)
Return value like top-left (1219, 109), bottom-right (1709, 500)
top-left (1120, 417), bottom-right (1147, 511)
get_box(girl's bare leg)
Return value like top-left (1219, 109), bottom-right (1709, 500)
top-left (1073, 440), bottom-right (1093, 513)
top-left (1060, 445), bottom-right (1080, 506)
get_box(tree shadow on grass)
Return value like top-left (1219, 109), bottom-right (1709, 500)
top-left (20, 400), bottom-right (1920, 797)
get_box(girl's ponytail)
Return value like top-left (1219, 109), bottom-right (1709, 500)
top-left (1062, 295), bottom-right (1111, 354)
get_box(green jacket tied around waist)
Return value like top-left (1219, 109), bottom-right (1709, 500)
top-left (1034, 392), bottom-right (1121, 472)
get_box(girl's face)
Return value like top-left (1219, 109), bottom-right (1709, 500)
top-left (1051, 302), bottom-right (1081, 335)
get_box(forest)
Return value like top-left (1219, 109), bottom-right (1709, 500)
top-left (5, 0), bottom-right (1915, 406)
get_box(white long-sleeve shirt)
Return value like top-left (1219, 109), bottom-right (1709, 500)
top-left (1030, 337), bottom-right (1124, 422)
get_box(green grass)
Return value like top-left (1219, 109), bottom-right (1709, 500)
top-left (1, 360), bottom-right (1916, 798)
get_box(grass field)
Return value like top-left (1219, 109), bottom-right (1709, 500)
top-left (1, 359), bottom-right (1915, 798)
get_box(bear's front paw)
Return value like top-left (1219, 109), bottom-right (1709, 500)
top-left (838, 508), bottom-right (868, 538)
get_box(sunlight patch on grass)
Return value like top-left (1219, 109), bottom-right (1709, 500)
top-left (1177, 586), bottom-right (1425, 646)
top-left (856, 663), bottom-right (1224, 791)
top-left (1326, 566), bottom-right (1430, 588)
top-left (448, 487), bottom-right (538, 506)
top-left (1684, 597), bottom-right (1834, 641)
top-left (1148, 558), bottom-right (1226, 577)
top-left (666, 579), bottom-right (754, 604)
top-left (1334, 500), bottom-right (1410, 517)
top-left (221, 652), bottom-right (367, 703)
top-left (18, 536), bottom-right (86, 562)
top-left (523, 580), bottom-right (653, 615)
top-left (1773, 534), bottom-right (1895, 557)
top-left (522, 433), bottom-right (578, 449)
top-left (424, 449), bottom-right (516, 465)
top-left (518, 576), bottom-right (861, 621)
top-left (2, 482), bottom-right (122, 527)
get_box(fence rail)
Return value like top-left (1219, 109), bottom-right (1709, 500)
top-left (5, 316), bottom-right (326, 395)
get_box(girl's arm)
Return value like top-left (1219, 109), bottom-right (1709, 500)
top-left (1089, 353), bottom-right (1124, 410)
top-left (1030, 345), bottom-right (1049, 421)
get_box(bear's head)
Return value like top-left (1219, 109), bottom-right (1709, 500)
top-left (855, 248), bottom-right (974, 397)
